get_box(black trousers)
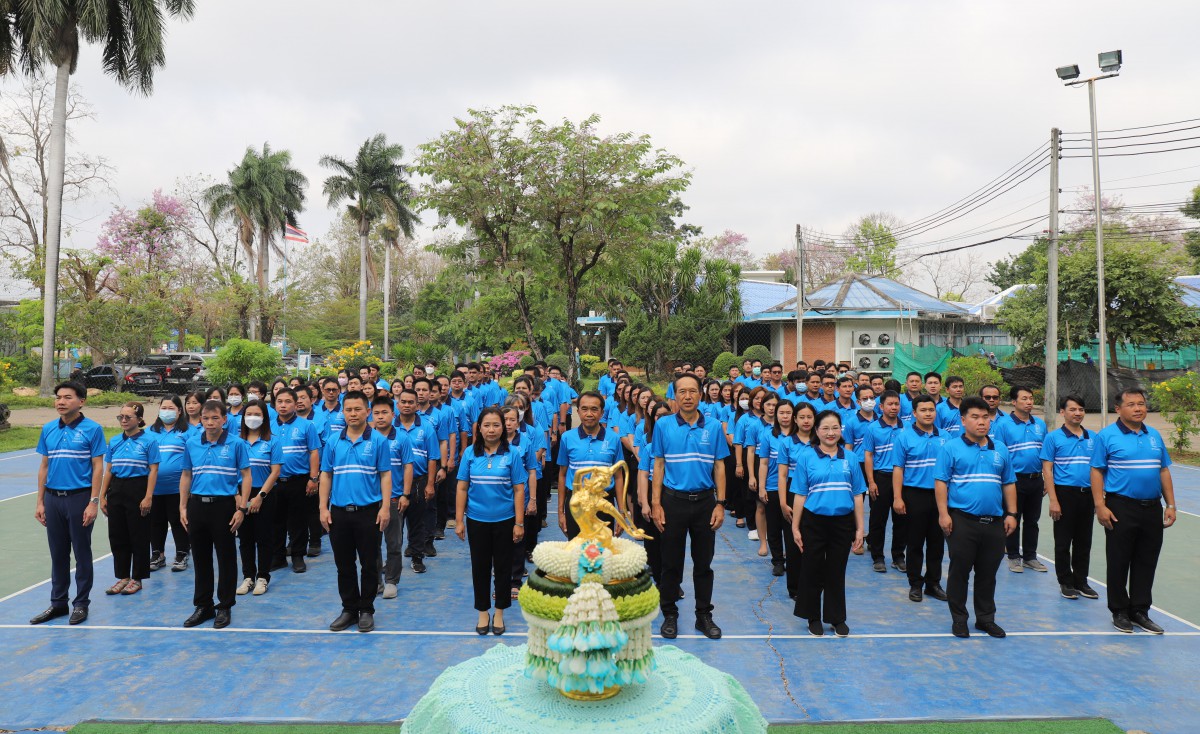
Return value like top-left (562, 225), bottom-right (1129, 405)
top-left (512, 482), bottom-right (539, 582)
top-left (1104, 494), bottom-right (1164, 616)
top-left (272, 475), bottom-right (310, 564)
top-left (45, 489), bottom-right (94, 610)
top-left (525, 468), bottom-right (552, 551)
top-left (659, 490), bottom-right (717, 618)
top-left (108, 476), bottom-right (151, 581)
top-left (739, 446), bottom-right (758, 530)
top-left (238, 488), bottom-right (276, 582)
top-left (305, 488), bottom-right (323, 550)
top-left (795, 510), bottom-right (854, 624)
top-left (765, 491), bottom-right (803, 597)
top-left (467, 516), bottom-right (515, 611)
top-left (436, 468), bottom-right (457, 534)
top-left (1052, 485), bottom-right (1094, 587)
top-left (150, 492), bottom-right (189, 556)
top-left (381, 497), bottom-right (407, 585)
top-left (869, 470), bottom-right (906, 562)
top-left (724, 453), bottom-right (742, 519)
top-left (187, 495), bottom-right (238, 611)
top-left (1005, 473), bottom-right (1044, 560)
top-left (903, 486), bottom-right (944, 588)
top-left (405, 479), bottom-right (433, 559)
top-left (330, 503), bottom-right (382, 614)
top-left (946, 509), bottom-right (1005, 625)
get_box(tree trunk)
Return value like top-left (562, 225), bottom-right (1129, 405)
top-left (511, 274), bottom-right (542, 359)
top-left (1108, 335), bottom-right (1119, 369)
top-left (565, 278), bottom-right (581, 382)
top-left (359, 222), bottom-right (369, 342)
top-left (258, 231), bottom-right (270, 343)
top-left (38, 60), bottom-right (71, 397)
top-left (383, 243), bottom-right (391, 358)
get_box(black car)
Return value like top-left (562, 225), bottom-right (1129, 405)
top-left (80, 365), bottom-right (162, 396)
top-left (81, 365), bottom-right (120, 392)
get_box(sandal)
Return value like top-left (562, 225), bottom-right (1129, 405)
top-left (121, 580), bottom-right (142, 595)
top-left (106, 579), bottom-right (130, 595)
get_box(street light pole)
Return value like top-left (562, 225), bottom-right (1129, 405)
top-left (794, 225), bottom-right (805, 365)
top-left (1045, 127), bottom-right (1061, 427)
top-left (1087, 80), bottom-right (1109, 425)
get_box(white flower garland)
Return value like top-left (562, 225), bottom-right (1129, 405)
top-left (530, 539), bottom-right (648, 583)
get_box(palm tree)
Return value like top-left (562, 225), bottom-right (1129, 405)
top-left (8, 1), bottom-right (196, 395)
top-left (321, 134), bottom-right (416, 341)
top-left (376, 208), bottom-right (419, 357)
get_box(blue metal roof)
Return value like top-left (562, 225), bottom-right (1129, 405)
top-left (741, 280), bottom-right (797, 317)
top-left (758, 274), bottom-right (969, 319)
top-left (1175, 276), bottom-right (1200, 308)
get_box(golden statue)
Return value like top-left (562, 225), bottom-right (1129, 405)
top-left (568, 461), bottom-right (651, 550)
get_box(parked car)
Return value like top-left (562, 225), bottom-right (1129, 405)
top-left (81, 364), bottom-right (162, 395)
top-left (80, 365), bottom-right (120, 392)
top-left (117, 354), bottom-right (202, 394)
top-left (122, 366), bottom-right (164, 396)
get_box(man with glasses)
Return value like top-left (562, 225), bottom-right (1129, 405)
top-left (979, 385), bottom-right (1008, 440)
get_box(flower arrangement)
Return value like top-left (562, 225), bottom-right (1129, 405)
top-left (531, 538), bottom-right (648, 583)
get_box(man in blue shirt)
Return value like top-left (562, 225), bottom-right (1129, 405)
top-left (862, 390), bottom-right (908, 573)
top-left (1090, 387), bottom-right (1177, 635)
top-left (829, 376), bottom-right (858, 421)
top-left (30, 381), bottom-right (107, 626)
top-left (980, 384), bottom-right (1008, 439)
top-left (320, 391), bottom-right (393, 633)
top-left (371, 396), bottom-right (414, 600)
top-left (598, 359), bottom-right (620, 398)
top-left (935, 396), bottom-right (1018, 639)
top-left (936, 375), bottom-right (965, 437)
top-left (1040, 394), bottom-right (1098, 600)
top-left (270, 388), bottom-right (322, 573)
top-left (892, 395), bottom-right (949, 603)
top-left (996, 386), bottom-right (1049, 574)
top-left (650, 374), bottom-right (730, 641)
top-left (395, 388), bottom-right (441, 574)
top-left (556, 392), bottom-right (624, 540)
top-left (316, 378), bottom-right (346, 444)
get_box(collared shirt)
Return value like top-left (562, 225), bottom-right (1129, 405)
top-left (598, 373), bottom-right (615, 398)
top-left (321, 426), bottom-right (391, 507)
top-left (935, 435), bottom-right (1015, 516)
top-left (987, 410), bottom-right (1009, 441)
top-left (182, 430), bottom-right (250, 497)
top-left (793, 446), bottom-right (867, 516)
top-left (245, 435), bottom-right (283, 488)
top-left (394, 415), bottom-right (441, 476)
top-left (756, 429), bottom-right (797, 493)
top-left (899, 393), bottom-right (921, 424)
top-left (557, 425), bottom-right (623, 492)
top-left (381, 427), bottom-right (415, 498)
top-left (892, 424), bottom-right (947, 489)
top-left (841, 412), bottom-right (876, 463)
top-left (786, 436), bottom-right (816, 488)
top-left (37, 414), bottom-right (107, 490)
top-left (1091, 420), bottom-right (1171, 500)
top-left (995, 413), bottom-right (1047, 474)
top-left (735, 376), bottom-right (761, 389)
top-left (733, 413), bottom-right (767, 452)
top-left (830, 398), bottom-right (858, 423)
top-left (650, 413), bottom-right (730, 491)
top-left (457, 444), bottom-right (526, 522)
top-left (1040, 425), bottom-right (1094, 488)
top-left (936, 399), bottom-right (964, 437)
top-left (419, 405), bottom-right (450, 443)
top-left (862, 417), bottom-right (905, 472)
top-left (274, 414), bottom-right (321, 478)
top-left (150, 426), bottom-right (190, 494)
top-left (316, 401), bottom-right (346, 444)
top-left (798, 393), bottom-right (827, 412)
top-left (105, 430), bottom-right (160, 479)
top-left (510, 429), bottom-right (542, 479)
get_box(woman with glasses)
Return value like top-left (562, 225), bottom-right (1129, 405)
top-left (99, 402), bottom-right (159, 596)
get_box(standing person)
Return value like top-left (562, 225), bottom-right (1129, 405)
top-left (863, 390), bottom-right (907, 573)
top-left (270, 389), bottom-right (322, 574)
top-left (996, 386), bottom-right (1049, 573)
top-left (1091, 388), bottom-right (1177, 634)
top-left (374, 396), bottom-right (414, 600)
top-left (149, 396), bottom-right (192, 573)
top-left (316, 378), bottom-right (346, 444)
top-left (759, 398), bottom-right (800, 592)
top-left (734, 387), bottom-right (769, 553)
top-left (1041, 394), bottom-right (1099, 600)
top-left (183, 390), bottom-right (206, 435)
top-left (179, 400), bottom-right (252, 629)
top-left (650, 373), bottom-right (730, 640)
top-left (502, 403), bottom-right (540, 594)
top-left (979, 385), bottom-right (1008, 439)
top-left (556, 392), bottom-right (624, 541)
top-left (455, 407), bottom-right (527, 636)
top-left (898, 372), bottom-right (924, 424)
top-left (892, 395), bottom-right (950, 603)
top-left (635, 401), bottom-right (672, 585)
top-left (30, 381), bottom-right (106, 626)
top-left (935, 396), bottom-right (1018, 639)
top-left (237, 402), bottom-right (282, 596)
top-left (936, 376), bottom-right (965, 437)
top-left (320, 391), bottom-right (393, 633)
top-left (394, 388), bottom-right (440, 573)
top-left (790, 410), bottom-right (866, 637)
top-left (99, 402), bottom-right (159, 597)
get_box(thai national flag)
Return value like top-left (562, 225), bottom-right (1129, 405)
top-left (285, 224), bottom-right (309, 244)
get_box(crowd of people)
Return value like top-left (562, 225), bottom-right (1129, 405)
top-left (28, 355), bottom-right (1178, 641)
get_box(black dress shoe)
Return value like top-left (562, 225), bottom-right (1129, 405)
top-left (924, 584), bottom-right (949, 601)
top-left (329, 611), bottom-right (359, 631)
top-left (184, 607), bottom-right (215, 628)
top-left (411, 559), bottom-right (427, 573)
top-left (1130, 612), bottom-right (1164, 635)
top-left (476, 616), bottom-right (491, 635)
top-left (29, 606), bottom-right (69, 625)
top-left (872, 560), bottom-right (887, 573)
top-left (1060, 584), bottom-right (1079, 599)
top-left (975, 620), bottom-right (1006, 638)
top-left (1112, 613), bottom-right (1133, 633)
top-left (214, 609), bottom-right (231, 629)
top-left (771, 562), bottom-right (785, 577)
top-left (908, 587), bottom-right (923, 603)
top-left (952, 620), bottom-right (970, 638)
top-left (424, 543), bottom-right (437, 558)
top-left (306, 544), bottom-right (321, 558)
top-left (1076, 583), bottom-right (1099, 599)
top-left (807, 619), bottom-right (824, 636)
top-left (270, 558), bottom-right (288, 572)
top-left (358, 612), bottom-right (375, 633)
top-left (833, 622), bottom-right (850, 638)
top-left (892, 559), bottom-right (907, 573)
top-left (695, 614), bottom-right (722, 639)
top-left (292, 557), bottom-right (307, 573)
top-left (660, 615), bottom-right (678, 639)
top-left (492, 622), bottom-right (506, 636)
top-left (69, 607), bottom-right (88, 625)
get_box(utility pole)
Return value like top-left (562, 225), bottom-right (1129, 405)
top-left (1088, 81), bottom-right (1109, 426)
top-left (1044, 128), bottom-right (1060, 426)
top-left (794, 225), bottom-right (805, 365)
top-left (383, 245), bottom-right (391, 359)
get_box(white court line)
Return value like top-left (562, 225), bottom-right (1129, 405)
top-left (0, 553), bottom-right (113, 604)
top-left (0, 491), bottom-right (35, 503)
top-left (0, 452), bottom-right (35, 462)
top-left (1035, 552), bottom-right (1200, 632)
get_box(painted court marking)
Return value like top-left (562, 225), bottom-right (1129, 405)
top-left (0, 452), bottom-right (35, 462)
top-left (0, 553), bottom-right (113, 604)
top-left (0, 491), bottom-right (35, 503)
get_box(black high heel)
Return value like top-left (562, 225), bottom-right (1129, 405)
top-left (492, 615), bottom-right (506, 636)
top-left (476, 614), bottom-right (492, 635)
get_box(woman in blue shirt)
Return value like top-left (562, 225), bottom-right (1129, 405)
top-left (759, 398), bottom-right (802, 594)
top-left (503, 402), bottom-right (541, 596)
top-left (634, 399), bottom-right (673, 586)
top-left (455, 406), bottom-right (527, 636)
top-left (150, 395), bottom-right (191, 573)
top-left (790, 410), bottom-right (867, 638)
top-left (734, 386), bottom-right (770, 551)
top-left (100, 402), bottom-right (160, 596)
top-left (184, 390), bottom-right (206, 436)
top-left (237, 402), bottom-right (283, 596)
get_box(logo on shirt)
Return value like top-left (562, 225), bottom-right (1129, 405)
top-left (700, 429), bottom-right (711, 444)
top-left (992, 453), bottom-right (1003, 467)
top-left (363, 442), bottom-right (374, 457)
top-left (219, 447), bottom-right (231, 459)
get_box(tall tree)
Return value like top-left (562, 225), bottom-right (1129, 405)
top-left (12, 0), bottom-right (196, 395)
top-left (1182, 184), bottom-right (1200, 271)
top-left (844, 212), bottom-right (903, 279)
top-left (321, 134), bottom-right (415, 341)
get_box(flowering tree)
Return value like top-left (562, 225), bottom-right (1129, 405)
top-left (97, 190), bottom-right (191, 268)
top-left (488, 350), bottom-right (530, 374)
top-left (695, 230), bottom-right (757, 268)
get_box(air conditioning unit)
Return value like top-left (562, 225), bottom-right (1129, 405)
top-left (979, 304), bottom-right (1001, 320)
top-left (854, 332), bottom-right (895, 348)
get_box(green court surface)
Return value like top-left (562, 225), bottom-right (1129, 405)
top-left (0, 493), bottom-right (109, 599)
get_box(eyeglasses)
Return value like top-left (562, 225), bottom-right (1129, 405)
top-left (982, 395), bottom-right (1000, 401)
top-left (117, 414), bottom-right (138, 421)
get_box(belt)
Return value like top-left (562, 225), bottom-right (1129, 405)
top-left (46, 487), bottom-right (89, 497)
top-left (192, 495), bottom-right (234, 504)
top-left (1059, 485), bottom-right (1090, 493)
top-left (952, 508), bottom-right (1001, 524)
top-left (1105, 493), bottom-right (1161, 508)
top-left (1017, 472), bottom-right (1042, 479)
top-left (334, 501), bottom-right (381, 513)
top-left (663, 487), bottom-right (714, 501)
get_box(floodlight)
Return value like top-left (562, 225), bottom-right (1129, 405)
top-left (1056, 64), bottom-right (1081, 81)
top-left (1099, 50), bottom-right (1122, 73)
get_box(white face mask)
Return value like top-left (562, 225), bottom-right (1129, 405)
top-left (227, 395), bottom-right (243, 407)
top-left (425, 366), bottom-right (436, 375)
top-left (337, 377), bottom-right (348, 387)
top-left (159, 409), bottom-right (178, 425)
top-left (860, 398), bottom-right (877, 412)
top-left (794, 381), bottom-right (805, 390)
top-left (244, 415), bottom-right (264, 430)
top-left (738, 398), bottom-right (750, 410)
top-left (751, 367), bottom-right (761, 376)
top-left (518, 409), bottom-right (526, 421)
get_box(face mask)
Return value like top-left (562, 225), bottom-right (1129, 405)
top-left (794, 381), bottom-right (804, 390)
top-left (159, 409), bottom-right (178, 425)
top-left (425, 366), bottom-right (436, 375)
top-left (337, 377), bottom-right (348, 387)
top-left (751, 367), bottom-right (761, 376)
top-left (244, 415), bottom-right (264, 430)
top-left (518, 409), bottom-right (526, 421)
top-left (860, 398), bottom-right (877, 411)
top-left (738, 398), bottom-right (750, 410)
top-left (227, 395), bottom-right (243, 407)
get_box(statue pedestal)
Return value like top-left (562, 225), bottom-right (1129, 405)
top-left (402, 643), bottom-right (767, 734)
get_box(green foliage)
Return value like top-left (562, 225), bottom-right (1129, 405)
top-left (518, 354), bottom-right (536, 370)
top-left (1151, 372), bottom-right (1200, 452)
top-left (205, 339), bottom-right (284, 386)
top-left (742, 345), bottom-right (774, 365)
top-left (987, 240), bottom-right (1046, 292)
top-left (712, 351), bottom-right (740, 378)
top-left (588, 361), bottom-right (609, 378)
top-left (545, 353), bottom-right (570, 372)
top-left (945, 356), bottom-right (1008, 400)
top-left (579, 354), bottom-right (600, 373)
top-left (844, 213), bottom-right (902, 278)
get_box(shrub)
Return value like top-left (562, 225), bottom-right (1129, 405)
top-left (489, 350), bottom-right (530, 374)
top-left (712, 351), bottom-right (740, 379)
top-left (545, 352), bottom-right (570, 372)
top-left (205, 339), bottom-right (285, 386)
top-left (1152, 372), bottom-right (1200, 452)
top-left (327, 340), bottom-right (382, 372)
top-left (588, 361), bottom-right (609, 378)
top-left (580, 354), bottom-right (601, 373)
top-left (518, 354), bottom-right (536, 370)
top-left (944, 356), bottom-right (1008, 400)
top-left (741, 345), bottom-right (774, 366)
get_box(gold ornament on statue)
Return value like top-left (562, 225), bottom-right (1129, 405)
top-left (568, 460), bottom-right (651, 550)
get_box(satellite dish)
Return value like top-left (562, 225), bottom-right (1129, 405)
top-left (858, 356), bottom-right (872, 370)
top-left (858, 333), bottom-right (872, 346)
top-left (878, 333), bottom-right (892, 346)
top-left (879, 357), bottom-right (892, 370)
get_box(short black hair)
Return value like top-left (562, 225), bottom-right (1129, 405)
top-left (1009, 385), bottom-right (1033, 400)
top-left (960, 396), bottom-right (989, 416)
top-left (906, 371), bottom-right (923, 380)
top-left (578, 390), bottom-right (605, 408)
top-left (1115, 387), bottom-right (1148, 406)
top-left (911, 394), bottom-right (936, 409)
top-left (1059, 394), bottom-right (1086, 410)
top-left (274, 387), bottom-right (297, 402)
top-left (836, 376), bottom-right (853, 386)
top-left (372, 395), bottom-right (394, 411)
top-left (945, 375), bottom-right (964, 388)
top-left (54, 381), bottom-right (86, 399)
top-left (979, 384), bottom-right (1001, 397)
top-left (855, 384), bottom-right (874, 398)
top-left (884, 379), bottom-right (902, 392)
top-left (201, 399), bottom-right (228, 416)
top-left (673, 372), bottom-right (702, 392)
top-left (879, 389), bottom-right (901, 406)
top-left (923, 372), bottom-right (942, 383)
top-left (341, 390), bottom-right (368, 408)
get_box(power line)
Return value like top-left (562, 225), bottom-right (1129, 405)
top-left (1064, 116), bottom-right (1200, 136)
top-left (1061, 135), bottom-right (1200, 151)
top-left (1063, 143), bottom-right (1200, 159)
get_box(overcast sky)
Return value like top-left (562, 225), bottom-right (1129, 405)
top-left (6, 0), bottom-right (1200, 299)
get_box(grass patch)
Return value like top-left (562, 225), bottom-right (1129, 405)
top-left (0, 425), bottom-right (120, 453)
top-left (3, 390), bottom-right (142, 408)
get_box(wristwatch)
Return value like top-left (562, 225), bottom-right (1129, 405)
top-left (515, 522), bottom-right (525, 528)
top-left (715, 498), bottom-right (727, 506)
top-left (1004, 511), bottom-right (1018, 518)
top-left (89, 497), bottom-right (100, 505)
top-left (309, 475), bottom-right (319, 482)
top-left (236, 507), bottom-right (246, 513)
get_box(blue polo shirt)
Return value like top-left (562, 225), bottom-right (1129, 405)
top-left (1040, 426), bottom-right (1094, 488)
top-left (245, 435), bottom-right (283, 488)
top-left (419, 406), bottom-right (450, 443)
top-left (786, 436), bottom-right (816, 484)
top-left (37, 414), bottom-right (107, 490)
top-left (650, 413), bottom-right (730, 492)
top-left (829, 398), bottom-right (859, 423)
top-left (457, 444), bottom-right (526, 522)
top-left (1090, 420), bottom-right (1171, 500)
top-left (557, 426), bottom-right (623, 492)
top-left (394, 415), bottom-right (441, 476)
top-left (793, 447), bottom-right (867, 516)
top-left (934, 436), bottom-right (1016, 517)
top-left (636, 429), bottom-right (654, 474)
top-left (182, 431), bottom-right (250, 497)
top-left (756, 429), bottom-right (796, 493)
top-left (381, 427), bottom-right (415, 498)
top-left (598, 373), bottom-right (615, 398)
top-left (510, 430), bottom-right (541, 479)
top-left (862, 418), bottom-right (905, 472)
top-left (936, 399), bottom-right (964, 437)
top-left (150, 426), bottom-right (190, 494)
top-left (995, 413), bottom-right (1047, 474)
top-left (274, 414), bottom-right (321, 478)
top-left (316, 402), bottom-right (346, 444)
top-left (892, 424), bottom-right (947, 489)
top-left (733, 413), bottom-right (767, 454)
top-left (899, 393), bottom-right (921, 424)
top-left (735, 376), bottom-right (760, 389)
top-left (321, 426), bottom-right (392, 507)
top-left (841, 411), bottom-right (876, 463)
top-left (105, 430), bottom-right (160, 478)
top-left (987, 410), bottom-right (1009, 441)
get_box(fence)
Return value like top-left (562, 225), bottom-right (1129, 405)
top-left (891, 343), bottom-right (1019, 382)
